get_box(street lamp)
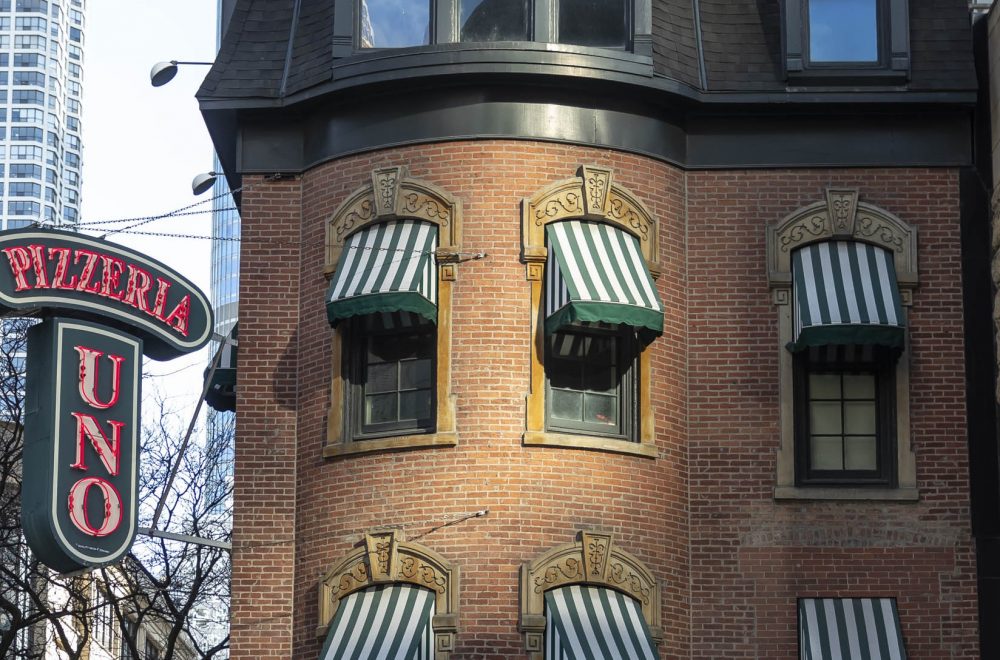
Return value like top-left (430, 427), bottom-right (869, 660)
top-left (192, 171), bottom-right (221, 195)
top-left (149, 60), bottom-right (214, 87)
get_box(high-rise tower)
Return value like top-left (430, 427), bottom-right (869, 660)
top-left (0, 0), bottom-right (84, 231)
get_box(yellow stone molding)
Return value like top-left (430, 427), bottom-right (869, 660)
top-left (520, 165), bottom-right (659, 454)
top-left (317, 529), bottom-right (459, 658)
top-left (518, 531), bottom-right (662, 658)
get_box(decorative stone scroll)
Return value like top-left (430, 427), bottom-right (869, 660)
top-left (518, 531), bottom-right (661, 658)
top-left (325, 166), bottom-right (463, 276)
top-left (317, 529), bottom-right (459, 658)
top-left (521, 165), bottom-right (660, 277)
top-left (767, 189), bottom-right (918, 300)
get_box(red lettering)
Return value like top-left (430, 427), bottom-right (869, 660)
top-left (151, 277), bottom-right (171, 319)
top-left (121, 264), bottom-right (153, 312)
top-left (48, 247), bottom-right (78, 290)
top-left (99, 255), bottom-right (126, 300)
top-left (26, 244), bottom-right (49, 288)
top-left (73, 249), bottom-right (102, 294)
top-left (69, 412), bottom-right (122, 476)
top-left (2, 246), bottom-right (32, 291)
top-left (162, 295), bottom-right (191, 337)
top-left (74, 345), bottom-right (124, 410)
top-left (67, 477), bottom-right (122, 537)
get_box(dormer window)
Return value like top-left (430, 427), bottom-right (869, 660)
top-left (783, 0), bottom-right (909, 84)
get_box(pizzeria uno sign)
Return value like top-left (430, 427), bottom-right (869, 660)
top-left (1, 229), bottom-right (212, 573)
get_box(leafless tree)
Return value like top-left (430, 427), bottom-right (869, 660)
top-left (0, 318), bottom-right (233, 659)
top-left (0, 317), bottom-right (94, 659)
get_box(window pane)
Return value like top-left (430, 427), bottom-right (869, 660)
top-left (583, 365), bottom-right (615, 393)
top-left (845, 436), bottom-right (877, 470)
top-left (843, 373), bottom-right (875, 398)
top-left (808, 0), bottom-right (878, 63)
top-left (810, 436), bottom-right (843, 470)
top-left (399, 389), bottom-right (432, 420)
top-left (809, 373), bottom-right (840, 399)
top-left (809, 401), bottom-right (842, 434)
top-left (400, 358), bottom-right (432, 389)
top-left (558, 0), bottom-right (628, 48)
top-left (844, 401), bottom-right (876, 434)
top-left (366, 393), bottom-right (397, 424)
top-left (584, 393), bottom-right (616, 426)
top-left (461, 0), bottom-right (528, 41)
top-left (367, 362), bottom-right (397, 393)
top-left (360, 0), bottom-right (430, 48)
top-left (551, 389), bottom-right (583, 421)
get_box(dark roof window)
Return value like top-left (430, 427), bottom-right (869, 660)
top-left (460, 0), bottom-right (529, 42)
top-left (360, 0), bottom-right (430, 48)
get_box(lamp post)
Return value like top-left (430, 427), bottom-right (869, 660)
top-left (149, 60), bottom-right (214, 87)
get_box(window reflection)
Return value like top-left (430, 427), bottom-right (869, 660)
top-left (461, 0), bottom-right (528, 42)
top-left (360, 0), bottom-right (431, 48)
top-left (558, 0), bottom-right (627, 48)
top-left (808, 0), bottom-right (878, 63)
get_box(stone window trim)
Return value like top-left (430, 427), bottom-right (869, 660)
top-left (331, 0), bottom-right (653, 58)
top-left (782, 0), bottom-right (910, 84)
top-left (323, 166), bottom-right (461, 458)
top-left (521, 164), bottom-right (660, 458)
top-left (518, 531), bottom-right (662, 658)
top-left (317, 529), bottom-right (459, 659)
top-left (766, 188), bottom-right (919, 501)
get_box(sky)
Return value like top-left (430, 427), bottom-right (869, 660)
top-left (80, 1), bottom-right (220, 412)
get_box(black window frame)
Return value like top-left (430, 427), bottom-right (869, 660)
top-left (783, 0), bottom-right (909, 84)
top-left (333, 0), bottom-right (651, 57)
top-left (344, 315), bottom-right (437, 441)
top-left (543, 323), bottom-right (639, 442)
top-left (793, 348), bottom-right (896, 487)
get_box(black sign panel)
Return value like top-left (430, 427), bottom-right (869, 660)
top-left (0, 228), bottom-right (212, 359)
top-left (21, 318), bottom-right (141, 573)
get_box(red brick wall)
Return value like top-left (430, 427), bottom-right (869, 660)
top-left (686, 169), bottom-right (977, 659)
top-left (230, 148), bottom-right (977, 659)
top-left (232, 175), bottom-right (303, 658)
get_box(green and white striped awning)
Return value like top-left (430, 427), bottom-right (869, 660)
top-left (791, 241), bottom-right (904, 353)
top-left (545, 585), bottom-right (659, 660)
top-left (800, 598), bottom-right (907, 660)
top-left (545, 220), bottom-right (663, 341)
top-left (204, 323), bottom-right (237, 413)
top-left (327, 220), bottom-right (438, 326)
top-left (319, 584), bottom-right (435, 660)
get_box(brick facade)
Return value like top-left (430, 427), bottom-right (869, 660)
top-left (232, 143), bottom-right (977, 658)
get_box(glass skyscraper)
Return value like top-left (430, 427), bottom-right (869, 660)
top-left (0, 0), bottom-right (84, 231)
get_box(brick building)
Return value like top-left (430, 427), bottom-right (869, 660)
top-left (196, 0), bottom-right (986, 657)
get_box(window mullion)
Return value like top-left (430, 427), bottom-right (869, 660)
top-left (436, 0), bottom-right (459, 43)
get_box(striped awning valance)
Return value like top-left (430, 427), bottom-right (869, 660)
top-left (545, 585), bottom-right (660, 660)
top-left (326, 220), bottom-right (438, 326)
top-left (791, 241), bottom-right (904, 352)
top-left (800, 598), bottom-right (907, 660)
top-left (545, 220), bottom-right (663, 341)
top-left (319, 584), bottom-right (435, 660)
top-left (205, 323), bottom-right (237, 413)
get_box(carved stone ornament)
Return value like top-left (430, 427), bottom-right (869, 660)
top-left (521, 165), bottom-right (660, 277)
top-left (826, 188), bottom-right (859, 237)
top-left (317, 529), bottom-right (460, 657)
top-left (519, 531), bottom-right (661, 658)
top-left (326, 167), bottom-right (463, 277)
top-left (766, 192), bottom-right (918, 297)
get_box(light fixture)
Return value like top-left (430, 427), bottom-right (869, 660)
top-left (149, 60), bottom-right (214, 87)
top-left (192, 171), bottom-right (220, 195)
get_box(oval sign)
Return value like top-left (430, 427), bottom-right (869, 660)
top-left (0, 228), bottom-right (212, 359)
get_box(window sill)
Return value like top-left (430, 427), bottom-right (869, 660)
top-left (323, 432), bottom-right (457, 459)
top-left (523, 431), bottom-right (657, 458)
top-left (773, 486), bottom-right (919, 502)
